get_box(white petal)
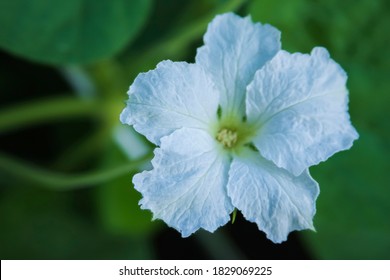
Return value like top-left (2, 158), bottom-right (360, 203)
top-left (133, 127), bottom-right (234, 237)
top-left (120, 60), bottom-right (219, 145)
top-left (247, 47), bottom-right (359, 176)
top-left (196, 13), bottom-right (280, 118)
top-left (227, 149), bottom-right (319, 243)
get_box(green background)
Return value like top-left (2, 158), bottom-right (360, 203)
top-left (0, 0), bottom-right (389, 259)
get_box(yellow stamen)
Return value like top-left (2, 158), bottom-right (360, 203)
top-left (216, 128), bottom-right (238, 148)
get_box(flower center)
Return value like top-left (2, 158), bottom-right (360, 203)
top-left (216, 128), bottom-right (238, 148)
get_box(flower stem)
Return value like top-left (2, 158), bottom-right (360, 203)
top-left (53, 128), bottom-right (109, 170)
top-left (0, 96), bottom-right (100, 134)
top-left (125, 0), bottom-right (248, 77)
top-left (0, 152), bottom-right (153, 190)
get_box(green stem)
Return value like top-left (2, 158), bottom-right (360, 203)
top-left (53, 128), bottom-right (109, 170)
top-left (0, 96), bottom-right (100, 134)
top-left (164, 0), bottom-right (248, 54)
top-left (0, 152), bottom-right (153, 190)
top-left (85, 60), bottom-right (128, 98)
top-left (59, 66), bottom-right (96, 98)
top-left (125, 0), bottom-right (248, 76)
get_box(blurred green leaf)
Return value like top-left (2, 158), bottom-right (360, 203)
top-left (305, 130), bottom-right (390, 259)
top-left (0, 0), bottom-right (152, 65)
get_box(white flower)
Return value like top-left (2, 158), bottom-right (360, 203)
top-left (120, 13), bottom-right (358, 243)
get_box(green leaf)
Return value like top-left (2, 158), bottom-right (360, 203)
top-left (0, 0), bottom-right (152, 65)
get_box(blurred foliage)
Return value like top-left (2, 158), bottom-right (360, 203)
top-left (97, 141), bottom-right (159, 235)
top-left (0, 0), bottom-right (152, 64)
top-left (0, 0), bottom-right (389, 259)
top-left (0, 187), bottom-right (153, 259)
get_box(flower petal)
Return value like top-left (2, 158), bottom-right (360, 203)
top-left (247, 47), bottom-right (359, 176)
top-left (196, 13), bottom-right (280, 118)
top-left (134, 127), bottom-right (234, 237)
top-left (227, 149), bottom-right (319, 243)
top-left (120, 60), bottom-right (219, 145)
